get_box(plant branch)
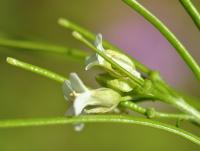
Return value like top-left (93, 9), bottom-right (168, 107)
top-left (122, 0), bottom-right (200, 80)
top-left (0, 38), bottom-right (88, 62)
top-left (58, 18), bottom-right (151, 74)
top-left (0, 115), bottom-right (199, 145)
top-left (6, 57), bottom-right (66, 83)
top-left (180, 0), bottom-right (200, 30)
top-left (120, 101), bottom-right (194, 121)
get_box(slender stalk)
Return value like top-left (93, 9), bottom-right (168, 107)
top-left (58, 18), bottom-right (150, 74)
top-left (6, 57), bottom-right (66, 83)
top-left (120, 101), bottom-right (194, 121)
top-left (0, 115), bottom-right (199, 145)
top-left (122, 0), bottom-right (200, 80)
top-left (0, 38), bottom-right (88, 62)
top-left (72, 31), bottom-right (143, 86)
top-left (180, 0), bottom-right (200, 30)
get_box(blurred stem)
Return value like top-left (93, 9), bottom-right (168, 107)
top-left (180, 0), bottom-right (200, 30)
top-left (58, 18), bottom-right (151, 74)
top-left (0, 38), bottom-right (88, 62)
top-left (122, 0), bottom-right (200, 80)
top-left (0, 115), bottom-right (200, 145)
top-left (6, 57), bottom-right (66, 83)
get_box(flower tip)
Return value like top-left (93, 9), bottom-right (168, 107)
top-left (96, 33), bottom-right (102, 40)
top-left (95, 33), bottom-right (104, 51)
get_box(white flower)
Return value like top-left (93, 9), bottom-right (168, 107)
top-left (63, 73), bottom-right (121, 131)
top-left (85, 34), bottom-right (141, 79)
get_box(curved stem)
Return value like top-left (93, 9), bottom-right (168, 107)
top-left (180, 0), bottom-right (200, 30)
top-left (122, 0), bottom-right (200, 80)
top-left (0, 38), bottom-right (88, 62)
top-left (0, 115), bottom-right (199, 145)
top-left (6, 57), bottom-right (66, 83)
top-left (58, 18), bottom-right (151, 74)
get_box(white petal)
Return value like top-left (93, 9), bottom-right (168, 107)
top-left (85, 54), bottom-right (99, 70)
top-left (70, 73), bottom-right (88, 93)
top-left (62, 80), bottom-right (74, 101)
top-left (73, 92), bottom-right (91, 116)
top-left (74, 124), bottom-right (84, 131)
top-left (73, 91), bottom-right (100, 116)
top-left (94, 33), bottom-right (104, 51)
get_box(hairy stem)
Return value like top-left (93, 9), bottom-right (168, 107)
top-left (180, 0), bottom-right (200, 30)
top-left (122, 0), bottom-right (200, 80)
top-left (0, 115), bottom-right (199, 145)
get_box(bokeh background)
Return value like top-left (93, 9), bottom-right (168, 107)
top-left (0, 0), bottom-right (200, 151)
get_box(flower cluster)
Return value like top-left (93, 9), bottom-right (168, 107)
top-left (63, 34), bottom-right (142, 130)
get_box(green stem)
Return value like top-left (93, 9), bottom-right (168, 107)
top-left (0, 38), bottom-right (88, 62)
top-left (172, 97), bottom-right (200, 124)
top-left (120, 101), bottom-right (194, 121)
top-left (6, 57), bottom-right (66, 83)
top-left (0, 115), bottom-right (199, 145)
top-left (58, 18), bottom-right (151, 74)
top-left (180, 0), bottom-right (200, 30)
top-left (122, 0), bottom-right (200, 80)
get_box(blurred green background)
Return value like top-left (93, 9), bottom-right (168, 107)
top-left (0, 0), bottom-right (200, 151)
